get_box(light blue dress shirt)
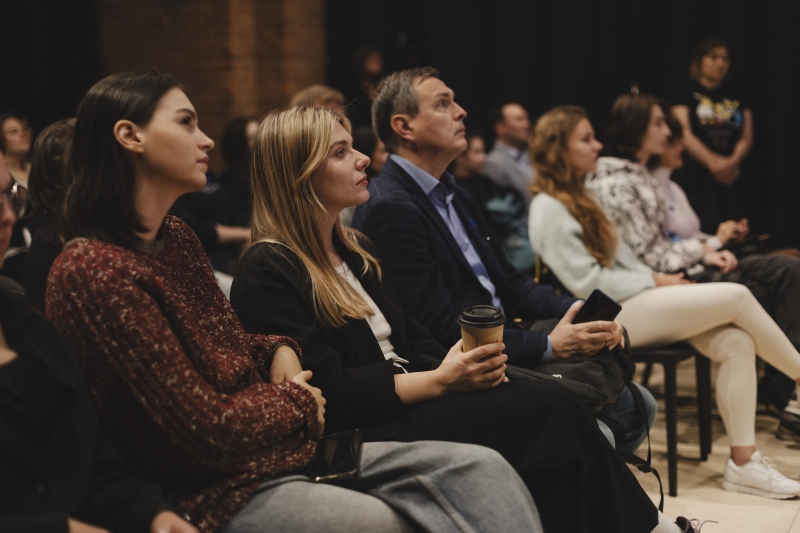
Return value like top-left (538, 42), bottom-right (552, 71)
top-left (390, 155), bottom-right (554, 361)
top-left (391, 155), bottom-right (503, 309)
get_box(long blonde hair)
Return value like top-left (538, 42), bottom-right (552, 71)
top-left (250, 105), bottom-right (381, 328)
top-left (529, 105), bottom-right (617, 267)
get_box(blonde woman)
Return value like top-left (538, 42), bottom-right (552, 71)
top-left (528, 104), bottom-right (800, 500)
top-left (229, 104), bottom-right (711, 533)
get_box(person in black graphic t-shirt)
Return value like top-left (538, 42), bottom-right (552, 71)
top-left (671, 36), bottom-right (753, 235)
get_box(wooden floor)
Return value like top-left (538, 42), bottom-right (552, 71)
top-left (630, 361), bottom-right (800, 532)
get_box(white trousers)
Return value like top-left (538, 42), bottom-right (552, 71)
top-left (618, 282), bottom-right (800, 446)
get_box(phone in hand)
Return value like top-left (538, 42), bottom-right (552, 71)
top-left (572, 289), bottom-right (622, 324)
top-left (306, 429), bottom-right (364, 483)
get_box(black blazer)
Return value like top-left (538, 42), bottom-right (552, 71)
top-left (0, 289), bottom-right (181, 533)
top-left (351, 157), bottom-right (576, 368)
top-left (231, 239), bottom-right (445, 438)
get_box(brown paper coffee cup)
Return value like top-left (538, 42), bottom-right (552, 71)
top-left (458, 305), bottom-right (506, 355)
top-left (460, 324), bottom-right (504, 352)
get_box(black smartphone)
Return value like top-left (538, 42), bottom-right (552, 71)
top-left (306, 429), bottom-right (364, 483)
top-left (572, 289), bottom-right (622, 324)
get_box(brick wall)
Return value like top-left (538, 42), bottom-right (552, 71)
top-left (95, 0), bottom-right (326, 172)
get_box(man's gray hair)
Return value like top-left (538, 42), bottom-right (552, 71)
top-left (371, 67), bottom-right (440, 154)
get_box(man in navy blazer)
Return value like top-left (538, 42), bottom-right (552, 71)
top-left (352, 67), bottom-right (656, 453)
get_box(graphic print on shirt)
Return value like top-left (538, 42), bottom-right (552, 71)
top-left (692, 92), bottom-right (743, 153)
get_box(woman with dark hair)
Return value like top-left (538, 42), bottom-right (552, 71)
top-left (1, 150), bottom-right (198, 533)
top-left (170, 117), bottom-right (254, 277)
top-left (228, 104), bottom-right (716, 533)
top-left (0, 113), bottom-right (32, 185)
top-left (45, 70), bottom-right (545, 533)
top-left (21, 118), bottom-right (75, 311)
top-left (0, 113), bottom-right (33, 282)
top-left (671, 36), bottom-right (753, 233)
top-left (577, 95), bottom-right (800, 498)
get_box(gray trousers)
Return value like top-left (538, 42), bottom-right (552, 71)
top-left (220, 441), bottom-right (543, 533)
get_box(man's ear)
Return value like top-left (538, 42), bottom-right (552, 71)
top-left (113, 120), bottom-right (145, 154)
top-left (390, 114), bottom-right (415, 145)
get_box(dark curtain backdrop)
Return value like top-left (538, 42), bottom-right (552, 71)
top-left (1, 0), bottom-right (98, 136)
top-left (327, 0), bottom-right (800, 249)
top-left (2, 1), bottom-right (797, 248)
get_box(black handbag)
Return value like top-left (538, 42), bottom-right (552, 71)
top-left (505, 342), bottom-right (633, 412)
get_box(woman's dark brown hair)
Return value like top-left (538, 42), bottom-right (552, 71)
top-left (689, 35), bottom-right (729, 82)
top-left (604, 92), bottom-right (667, 162)
top-left (28, 118), bottom-right (76, 217)
top-left (60, 70), bottom-right (181, 248)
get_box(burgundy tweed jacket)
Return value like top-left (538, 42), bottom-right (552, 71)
top-left (46, 216), bottom-right (319, 533)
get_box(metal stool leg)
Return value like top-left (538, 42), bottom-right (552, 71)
top-left (640, 362), bottom-right (654, 387)
top-left (695, 354), bottom-right (712, 459)
top-left (664, 361), bottom-right (679, 497)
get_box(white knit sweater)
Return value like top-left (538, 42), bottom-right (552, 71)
top-left (528, 192), bottom-right (655, 302)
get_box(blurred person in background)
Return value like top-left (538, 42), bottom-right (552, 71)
top-left (484, 103), bottom-right (534, 207)
top-left (171, 117), bottom-right (254, 280)
top-left (22, 118), bottom-right (75, 312)
top-left (346, 45), bottom-right (385, 127)
top-left (0, 113), bottom-right (33, 283)
top-left (671, 36), bottom-right (753, 235)
top-left (451, 128), bottom-right (536, 273)
top-left (290, 85), bottom-right (346, 116)
top-left (1, 113), bottom-right (32, 185)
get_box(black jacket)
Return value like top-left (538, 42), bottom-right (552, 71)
top-left (231, 239), bottom-right (444, 438)
top-left (0, 288), bottom-right (182, 533)
top-left (230, 238), bottom-right (660, 533)
top-left (351, 157), bottom-right (577, 368)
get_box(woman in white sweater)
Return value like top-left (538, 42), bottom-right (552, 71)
top-left (528, 104), bottom-right (800, 500)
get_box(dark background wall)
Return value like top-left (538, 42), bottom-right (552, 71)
top-left (2, 0), bottom-right (798, 247)
top-left (328, 0), bottom-right (800, 249)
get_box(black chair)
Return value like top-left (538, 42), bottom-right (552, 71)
top-left (533, 257), bottom-right (713, 496)
top-left (631, 344), bottom-right (712, 497)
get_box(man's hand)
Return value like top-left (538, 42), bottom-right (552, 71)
top-left (151, 511), bottom-right (199, 533)
top-left (703, 250), bottom-right (738, 274)
top-left (549, 301), bottom-right (623, 360)
top-left (291, 370), bottom-right (326, 437)
top-left (270, 345), bottom-right (303, 384)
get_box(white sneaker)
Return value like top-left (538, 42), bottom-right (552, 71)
top-left (722, 451), bottom-right (800, 499)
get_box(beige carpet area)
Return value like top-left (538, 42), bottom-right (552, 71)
top-left (629, 361), bottom-right (800, 532)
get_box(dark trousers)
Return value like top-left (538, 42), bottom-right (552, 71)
top-left (406, 380), bottom-right (658, 533)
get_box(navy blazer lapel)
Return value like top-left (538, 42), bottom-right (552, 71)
top-left (383, 159), bottom-right (479, 281)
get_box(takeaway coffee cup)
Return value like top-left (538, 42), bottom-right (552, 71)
top-left (458, 305), bottom-right (506, 353)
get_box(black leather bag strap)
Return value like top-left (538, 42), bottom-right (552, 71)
top-left (616, 381), bottom-right (664, 512)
